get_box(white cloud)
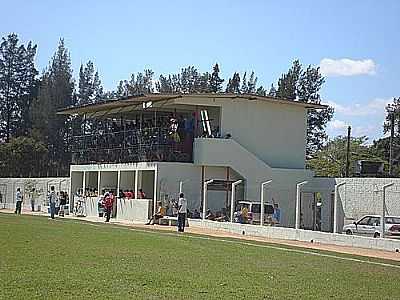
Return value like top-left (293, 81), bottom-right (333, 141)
top-left (319, 58), bottom-right (376, 76)
top-left (328, 119), bottom-right (348, 130)
top-left (325, 98), bottom-right (391, 117)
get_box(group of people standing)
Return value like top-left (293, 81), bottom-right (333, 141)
top-left (14, 186), bottom-right (68, 219)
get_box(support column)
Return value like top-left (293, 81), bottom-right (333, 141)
top-left (153, 168), bottom-right (158, 215)
top-left (230, 180), bottom-right (242, 223)
top-left (97, 171), bottom-right (101, 196)
top-left (82, 171), bottom-right (86, 197)
top-left (203, 179), bottom-right (214, 220)
top-left (260, 180), bottom-right (272, 226)
top-left (134, 170), bottom-right (139, 200)
top-left (381, 183), bottom-right (394, 238)
top-left (295, 181), bottom-right (308, 229)
top-left (333, 182), bottom-right (346, 233)
top-left (117, 170), bottom-right (121, 196)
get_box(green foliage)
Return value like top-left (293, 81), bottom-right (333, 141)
top-left (225, 72), bottom-right (240, 93)
top-left (0, 34), bottom-right (38, 141)
top-left (307, 136), bottom-right (384, 177)
top-left (276, 59), bottom-right (301, 100)
top-left (0, 136), bottom-right (48, 177)
top-left (78, 60), bottom-right (103, 105)
top-left (209, 63), bottom-right (224, 93)
top-left (116, 69), bottom-right (155, 97)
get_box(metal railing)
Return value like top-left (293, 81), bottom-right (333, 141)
top-left (70, 127), bottom-right (193, 164)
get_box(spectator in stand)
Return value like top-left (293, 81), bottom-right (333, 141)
top-left (127, 190), bottom-right (134, 199)
top-left (48, 186), bottom-right (58, 219)
top-left (272, 203), bottom-right (281, 225)
top-left (15, 188), bottom-right (23, 215)
top-left (138, 189), bottom-right (146, 199)
top-left (103, 192), bottom-right (114, 222)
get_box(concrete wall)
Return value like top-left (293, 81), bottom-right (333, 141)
top-left (0, 177), bottom-right (69, 210)
top-left (157, 162), bottom-right (202, 210)
top-left (189, 219), bottom-right (400, 252)
top-left (177, 96), bottom-right (307, 169)
top-left (116, 198), bottom-right (151, 223)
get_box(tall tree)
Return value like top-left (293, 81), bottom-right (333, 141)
top-left (209, 63), bottom-right (224, 93)
top-left (116, 69), bottom-right (154, 97)
top-left (246, 71), bottom-right (257, 94)
top-left (276, 60), bottom-right (301, 100)
top-left (77, 61), bottom-right (103, 105)
top-left (32, 38), bottom-right (74, 176)
top-left (0, 34), bottom-right (38, 141)
top-left (225, 72), bottom-right (240, 93)
top-left (297, 65), bottom-right (334, 155)
top-left (268, 83), bottom-right (277, 97)
top-left (240, 72), bottom-right (248, 94)
top-left (275, 60), bottom-right (333, 156)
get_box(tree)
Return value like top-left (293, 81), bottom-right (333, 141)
top-left (298, 65), bottom-right (334, 155)
top-left (246, 71), bottom-right (257, 94)
top-left (77, 60), bottom-right (103, 105)
top-left (240, 72), bottom-right (248, 94)
top-left (268, 84), bottom-right (277, 97)
top-left (209, 63), bottom-right (224, 93)
top-left (225, 72), bottom-right (240, 93)
top-left (0, 34), bottom-right (38, 141)
top-left (384, 97), bottom-right (400, 135)
top-left (256, 86), bottom-right (266, 96)
top-left (31, 38), bottom-right (74, 176)
top-left (0, 136), bottom-right (47, 177)
top-left (115, 69), bottom-right (154, 97)
top-left (276, 60), bottom-right (301, 100)
top-left (275, 60), bottom-right (333, 156)
top-left (307, 136), bottom-right (383, 177)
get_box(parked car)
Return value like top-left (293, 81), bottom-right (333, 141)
top-left (343, 215), bottom-right (400, 238)
top-left (235, 201), bottom-right (274, 224)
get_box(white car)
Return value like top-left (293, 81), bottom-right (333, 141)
top-left (343, 215), bottom-right (400, 238)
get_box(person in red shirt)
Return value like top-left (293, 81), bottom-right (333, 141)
top-left (103, 192), bottom-right (114, 222)
top-left (138, 189), bottom-right (146, 199)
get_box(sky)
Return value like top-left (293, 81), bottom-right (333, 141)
top-left (1, 0), bottom-right (399, 142)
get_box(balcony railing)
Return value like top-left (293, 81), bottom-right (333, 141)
top-left (70, 127), bottom-right (193, 164)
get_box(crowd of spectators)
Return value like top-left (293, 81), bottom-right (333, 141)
top-left (71, 113), bottom-right (197, 164)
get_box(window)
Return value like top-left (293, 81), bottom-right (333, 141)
top-left (358, 217), bottom-right (370, 225)
top-left (385, 217), bottom-right (400, 224)
top-left (368, 217), bottom-right (380, 226)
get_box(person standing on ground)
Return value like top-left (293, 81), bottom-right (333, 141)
top-left (30, 188), bottom-right (38, 212)
top-left (104, 192), bottom-right (113, 222)
top-left (15, 188), bottom-right (23, 214)
top-left (177, 193), bottom-right (187, 232)
top-left (59, 191), bottom-right (66, 217)
top-left (48, 186), bottom-right (58, 219)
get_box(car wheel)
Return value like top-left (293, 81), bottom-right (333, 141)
top-left (345, 229), bottom-right (353, 235)
top-left (373, 232), bottom-right (380, 238)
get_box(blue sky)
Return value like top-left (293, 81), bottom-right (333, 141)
top-left (1, 0), bottom-right (399, 142)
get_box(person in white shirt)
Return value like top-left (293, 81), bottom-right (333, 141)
top-left (15, 188), bottom-right (23, 214)
top-left (177, 193), bottom-right (187, 232)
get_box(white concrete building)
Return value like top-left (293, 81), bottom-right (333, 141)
top-left (59, 94), bottom-right (326, 226)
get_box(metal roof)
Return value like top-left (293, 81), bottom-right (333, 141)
top-left (57, 93), bottom-right (328, 116)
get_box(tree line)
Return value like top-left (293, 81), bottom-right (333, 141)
top-left (0, 33), bottom-right (336, 177)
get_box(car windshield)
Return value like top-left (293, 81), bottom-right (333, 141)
top-left (385, 217), bottom-right (400, 224)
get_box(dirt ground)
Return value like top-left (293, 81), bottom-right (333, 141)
top-left (2, 208), bottom-right (400, 262)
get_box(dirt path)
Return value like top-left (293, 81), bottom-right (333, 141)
top-left (2, 209), bottom-right (400, 262)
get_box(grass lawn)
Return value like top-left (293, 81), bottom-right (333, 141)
top-left (1, 213), bottom-right (399, 299)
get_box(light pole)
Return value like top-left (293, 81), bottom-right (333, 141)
top-left (202, 179), bottom-right (214, 220)
top-left (295, 181), bottom-right (308, 229)
top-left (381, 183), bottom-right (394, 238)
top-left (260, 180), bottom-right (272, 226)
top-left (333, 182), bottom-right (346, 233)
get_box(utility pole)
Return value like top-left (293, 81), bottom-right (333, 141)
top-left (345, 126), bottom-right (351, 177)
top-left (389, 112), bottom-right (395, 176)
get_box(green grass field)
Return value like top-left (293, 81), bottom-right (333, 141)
top-left (1, 213), bottom-right (399, 299)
